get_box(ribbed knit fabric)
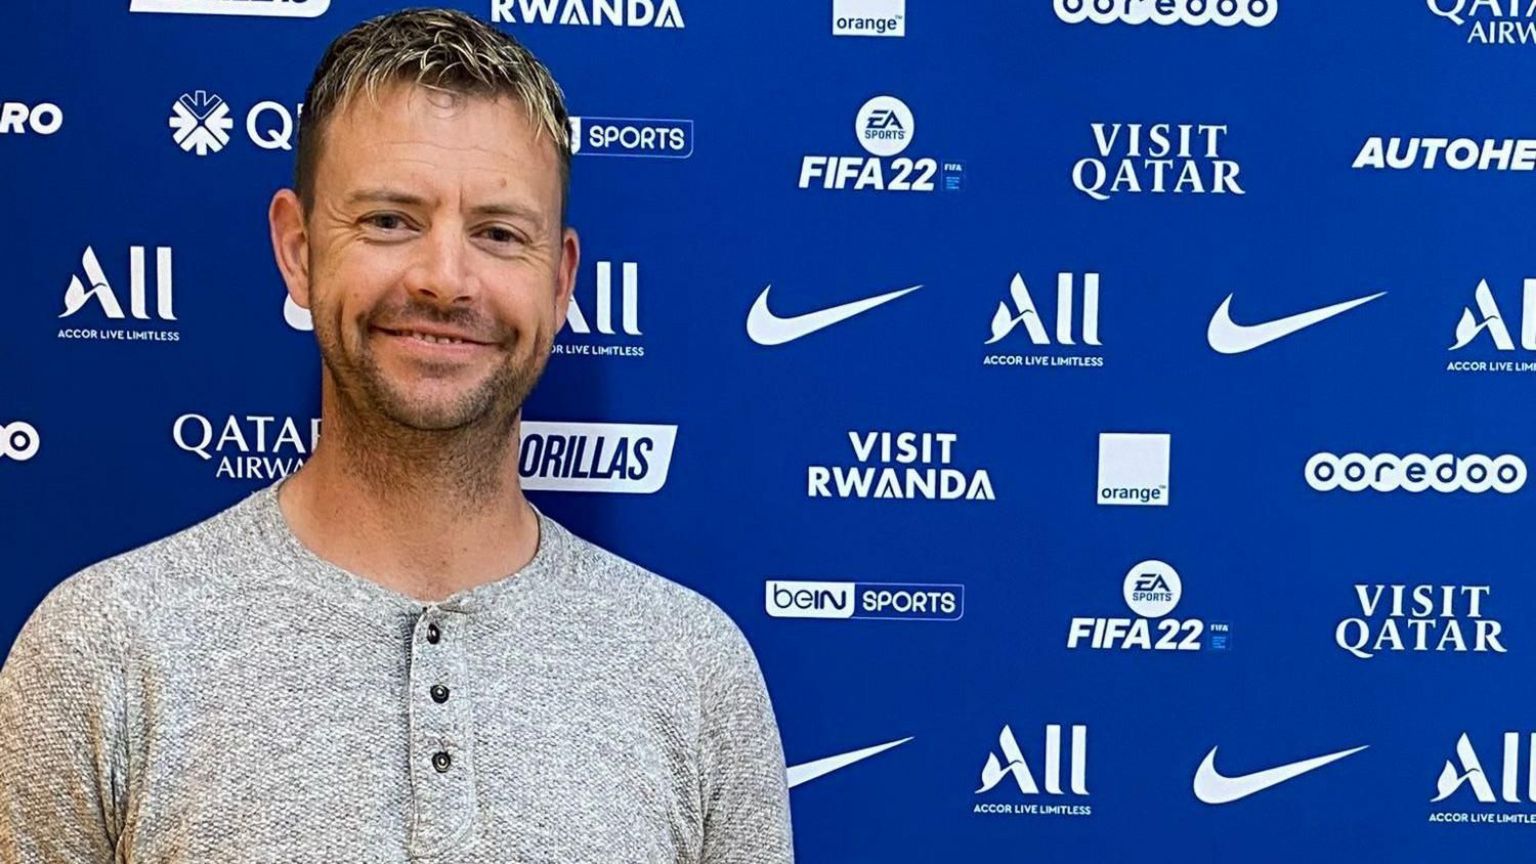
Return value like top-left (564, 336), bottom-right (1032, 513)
top-left (0, 480), bottom-right (793, 863)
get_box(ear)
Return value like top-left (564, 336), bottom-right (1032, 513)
top-left (554, 225), bottom-right (579, 332)
top-left (269, 188), bottom-right (312, 311)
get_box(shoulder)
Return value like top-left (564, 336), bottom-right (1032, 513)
top-left (5, 486), bottom-right (275, 663)
top-left (543, 515), bottom-right (757, 660)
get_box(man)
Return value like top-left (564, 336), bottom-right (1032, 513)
top-left (0, 9), bottom-right (793, 863)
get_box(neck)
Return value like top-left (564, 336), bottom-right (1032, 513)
top-left (277, 385), bottom-right (539, 604)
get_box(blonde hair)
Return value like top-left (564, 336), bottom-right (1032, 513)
top-left (294, 7), bottom-right (571, 221)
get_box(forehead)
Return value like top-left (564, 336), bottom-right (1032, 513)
top-left (318, 80), bottom-right (560, 202)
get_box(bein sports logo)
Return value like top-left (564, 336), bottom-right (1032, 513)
top-left (1, 422), bottom-right (40, 462)
top-left (1054, 0), bottom-right (1276, 26)
top-left (1305, 452), bottom-right (1527, 494)
top-left (568, 117), bottom-right (693, 159)
top-left (764, 580), bottom-right (963, 622)
top-left (130, 0), bottom-right (330, 15)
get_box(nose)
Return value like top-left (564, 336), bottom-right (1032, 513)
top-left (404, 219), bottom-right (480, 307)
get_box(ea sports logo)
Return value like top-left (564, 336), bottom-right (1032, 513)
top-left (855, 95), bottom-right (913, 157)
top-left (1123, 560), bottom-right (1181, 617)
top-left (1, 422), bottom-right (40, 462)
top-left (1306, 452), bottom-right (1527, 494)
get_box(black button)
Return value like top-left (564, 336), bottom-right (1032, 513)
top-left (430, 685), bottom-right (450, 704)
top-left (432, 751), bottom-right (452, 773)
top-left (426, 623), bottom-right (441, 644)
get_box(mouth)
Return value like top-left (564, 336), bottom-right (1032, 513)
top-left (374, 326), bottom-right (495, 347)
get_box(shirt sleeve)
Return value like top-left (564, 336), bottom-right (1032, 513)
top-left (695, 613), bottom-right (794, 864)
top-left (0, 572), bottom-right (127, 864)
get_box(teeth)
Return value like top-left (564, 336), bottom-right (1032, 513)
top-left (404, 331), bottom-right (464, 345)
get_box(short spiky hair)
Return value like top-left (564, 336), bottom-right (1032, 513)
top-left (294, 7), bottom-right (571, 222)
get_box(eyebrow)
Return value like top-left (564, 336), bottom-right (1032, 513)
top-left (346, 188), bottom-right (547, 230)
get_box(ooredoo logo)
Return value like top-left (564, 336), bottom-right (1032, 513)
top-left (1054, 0), bottom-right (1276, 26)
top-left (1305, 452), bottom-right (1527, 494)
top-left (1, 422), bottom-right (40, 462)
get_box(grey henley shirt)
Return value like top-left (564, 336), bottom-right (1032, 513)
top-left (0, 480), bottom-right (794, 863)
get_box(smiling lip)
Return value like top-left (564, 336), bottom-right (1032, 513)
top-left (373, 325), bottom-right (496, 348)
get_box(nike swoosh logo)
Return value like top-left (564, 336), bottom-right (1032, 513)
top-left (1193, 744), bottom-right (1369, 804)
top-left (786, 737), bottom-right (913, 789)
top-left (747, 284), bottom-right (922, 346)
top-left (1207, 291), bottom-right (1386, 354)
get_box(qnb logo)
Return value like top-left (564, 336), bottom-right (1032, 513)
top-left (1055, 0), bottom-right (1276, 26)
top-left (0, 101), bottom-right (63, 136)
top-left (169, 91), bottom-right (233, 156)
top-left (568, 117), bottom-right (692, 158)
top-left (1432, 733), bottom-right (1536, 806)
top-left (764, 580), bottom-right (963, 622)
top-left (0, 422), bottom-right (41, 462)
top-left (130, 0), bottom-right (330, 17)
top-left (1073, 123), bottom-right (1243, 201)
top-left (1428, 0), bottom-right (1536, 46)
top-left (169, 93), bottom-right (304, 157)
top-left (518, 421), bottom-right (677, 494)
top-left (1305, 452), bottom-right (1527, 494)
top-left (490, 0), bottom-right (684, 27)
top-left (973, 725), bottom-right (1092, 818)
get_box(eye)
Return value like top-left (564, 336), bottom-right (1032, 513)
top-left (363, 213), bottom-right (410, 231)
top-left (479, 225), bottom-right (524, 245)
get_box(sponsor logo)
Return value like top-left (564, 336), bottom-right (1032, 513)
top-left (1304, 452), bottom-right (1526, 494)
top-left (1429, 731), bottom-right (1536, 824)
top-left (787, 737), bottom-right (913, 789)
top-left (1067, 560), bottom-right (1230, 651)
top-left (1354, 136), bottom-right (1536, 171)
top-left (1055, 0), bottom-right (1276, 26)
top-left (130, 0), bottom-right (330, 15)
top-left (284, 295), bottom-right (313, 331)
top-left (57, 246), bottom-right (180, 343)
top-left (1336, 585), bottom-right (1504, 660)
top-left (1193, 745), bottom-right (1369, 804)
top-left (568, 116), bottom-right (693, 158)
top-left (765, 580), bottom-right (964, 622)
top-left (1428, 0), bottom-right (1536, 45)
top-left (169, 91), bottom-right (304, 156)
top-left (0, 422), bottom-right (40, 462)
top-left (174, 413), bottom-right (319, 480)
top-left (800, 95), bottom-right (963, 192)
top-left (982, 272), bottom-right (1104, 368)
top-left (1445, 278), bottom-right (1536, 373)
top-left (809, 431), bottom-right (996, 501)
top-left (747, 284), bottom-right (921, 346)
top-left (0, 101), bottom-right (62, 136)
top-left (834, 0), bottom-right (905, 36)
top-left (518, 421), bottom-right (677, 493)
top-left (1208, 291), bottom-right (1387, 354)
top-left (557, 261), bottom-right (644, 358)
top-left (973, 725), bottom-right (1092, 817)
top-left (490, 0), bottom-right (684, 27)
top-left (1073, 123), bottom-right (1243, 201)
top-left (1097, 433), bottom-right (1170, 506)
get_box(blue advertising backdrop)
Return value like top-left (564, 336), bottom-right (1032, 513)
top-left (7, 0), bottom-right (1536, 860)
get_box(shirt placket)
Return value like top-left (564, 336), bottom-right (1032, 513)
top-left (407, 606), bottom-right (477, 859)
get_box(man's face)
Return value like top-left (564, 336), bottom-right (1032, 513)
top-left (284, 81), bottom-right (576, 432)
